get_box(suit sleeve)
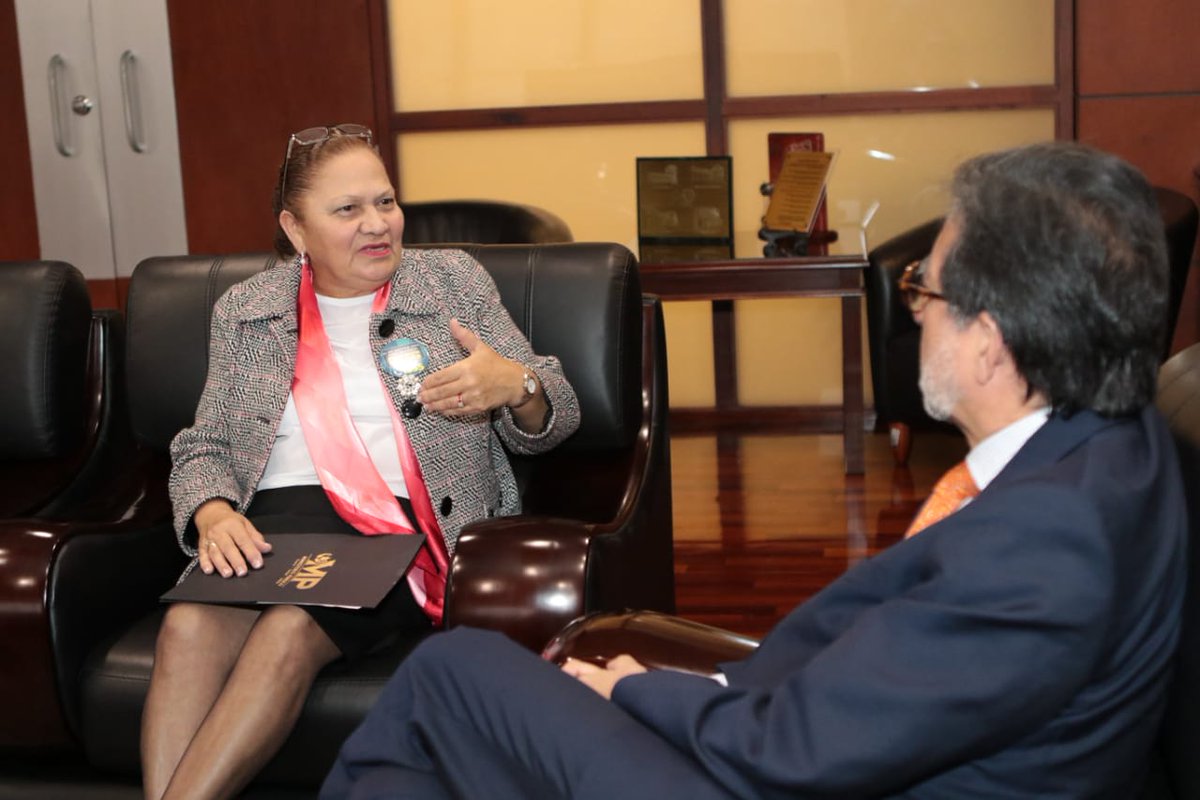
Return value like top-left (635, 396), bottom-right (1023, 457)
top-left (611, 483), bottom-right (1117, 798)
top-left (167, 296), bottom-right (245, 553)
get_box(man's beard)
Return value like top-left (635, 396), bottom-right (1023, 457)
top-left (919, 334), bottom-right (959, 422)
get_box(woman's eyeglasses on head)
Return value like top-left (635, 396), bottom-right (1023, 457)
top-left (898, 259), bottom-right (946, 314)
top-left (279, 123), bottom-right (373, 207)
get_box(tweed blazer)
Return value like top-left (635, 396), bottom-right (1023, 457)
top-left (168, 248), bottom-right (581, 558)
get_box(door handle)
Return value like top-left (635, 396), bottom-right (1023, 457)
top-left (47, 54), bottom-right (75, 157)
top-left (119, 50), bottom-right (148, 153)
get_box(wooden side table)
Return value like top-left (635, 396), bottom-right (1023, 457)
top-left (640, 254), bottom-right (869, 474)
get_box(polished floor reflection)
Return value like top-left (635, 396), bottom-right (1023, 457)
top-left (671, 427), bottom-right (967, 639)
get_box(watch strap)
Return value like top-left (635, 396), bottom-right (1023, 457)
top-left (510, 365), bottom-right (537, 409)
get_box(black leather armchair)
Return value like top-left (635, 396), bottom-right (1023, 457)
top-left (866, 187), bottom-right (1199, 464)
top-left (0, 261), bottom-right (129, 520)
top-left (401, 200), bottom-right (572, 245)
top-left (0, 243), bottom-right (671, 792)
top-left (862, 218), bottom-right (948, 463)
top-left (0, 260), bottom-right (142, 772)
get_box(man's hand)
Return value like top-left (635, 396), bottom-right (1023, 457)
top-left (561, 655), bottom-right (648, 700)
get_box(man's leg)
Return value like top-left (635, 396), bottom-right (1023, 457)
top-left (322, 628), bottom-right (735, 800)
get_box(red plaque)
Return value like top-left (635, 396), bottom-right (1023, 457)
top-left (768, 133), bottom-right (830, 254)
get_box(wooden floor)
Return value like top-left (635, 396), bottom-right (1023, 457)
top-left (670, 425), bottom-right (968, 640)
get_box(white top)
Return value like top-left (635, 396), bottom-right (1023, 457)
top-left (257, 292), bottom-right (409, 497)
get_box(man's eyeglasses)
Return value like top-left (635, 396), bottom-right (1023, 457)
top-left (279, 123), bottom-right (373, 207)
top-left (898, 259), bottom-right (946, 314)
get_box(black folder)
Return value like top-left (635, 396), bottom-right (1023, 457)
top-left (162, 532), bottom-right (425, 609)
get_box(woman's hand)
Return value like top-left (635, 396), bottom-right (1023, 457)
top-left (561, 655), bottom-right (648, 700)
top-left (419, 318), bottom-right (548, 431)
top-left (193, 499), bottom-right (272, 578)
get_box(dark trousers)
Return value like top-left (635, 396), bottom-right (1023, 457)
top-left (319, 627), bottom-right (735, 800)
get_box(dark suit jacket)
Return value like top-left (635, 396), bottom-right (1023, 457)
top-left (614, 408), bottom-right (1186, 798)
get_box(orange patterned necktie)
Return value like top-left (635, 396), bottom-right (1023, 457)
top-left (905, 460), bottom-right (979, 538)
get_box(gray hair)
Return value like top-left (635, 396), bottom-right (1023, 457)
top-left (939, 141), bottom-right (1168, 416)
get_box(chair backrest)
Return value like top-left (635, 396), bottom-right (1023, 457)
top-left (1159, 187), bottom-right (1200, 354)
top-left (0, 261), bottom-right (95, 517)
top-left (124, 244), bottom-right (645, 523)
top-left (125, 252), bottom-right (280, 451)
top-left (400, 200), bottom-right (573, 246)
top-left (1153, 342), bottom-right (1200, 798)
top-left (863, 218), bottom-right (943, 428)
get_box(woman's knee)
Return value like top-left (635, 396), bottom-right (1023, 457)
top-left (251, 606), bottom-right (340, 671)
top-left (156, 602), bottom-right (244, 658)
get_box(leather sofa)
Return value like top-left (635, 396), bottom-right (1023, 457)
top-left (0, 242), bottom-right (671, 794)
top-left (0, 261), bottom-right (129, 520)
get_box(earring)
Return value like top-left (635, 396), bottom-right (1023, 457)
top-left (293, 251), bottom-right (307, 270)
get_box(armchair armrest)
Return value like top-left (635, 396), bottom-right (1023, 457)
top-left (541, 611), bottom-right (759, 678)
top-left (445, 515), bottom-right (591, 651)
top-left (0, 452), bottom-right (179, 748)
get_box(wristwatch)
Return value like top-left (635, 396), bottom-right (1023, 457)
top-left (511, 366), bottom-right (538, 409)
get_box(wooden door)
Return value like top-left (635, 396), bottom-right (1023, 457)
top-left (0, 0), bottom-right (40, 261)
top-left (166, 0), bottom-right (392, 255)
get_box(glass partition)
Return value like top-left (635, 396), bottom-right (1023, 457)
top-left (726, 0), bottom-right (1055, 97)
top-left (389, 0), bottom-right (703, 111)
top-left (396, 122), bottom-right (716, 406)
top-left (728, 109), bottom-right (1055, 406)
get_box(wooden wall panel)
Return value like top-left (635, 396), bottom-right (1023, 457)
top-left (166, 0), bottom-right (383, 255)
top-left (1078, 96), bottom-right (1200, 352)
top-left (1078, 96), bottom-right (1200, 198)
top-left (1076, 0), bottom-right (1200, 355)
top-left (1076, 0), bottom-right (1200, 94)
top-left (0, 0), bottom-right (40, 261)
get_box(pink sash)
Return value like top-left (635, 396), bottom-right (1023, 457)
top-left (292, 259), bottom-right (450, 625)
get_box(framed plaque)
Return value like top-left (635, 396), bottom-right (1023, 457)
top-left (636, 156), bottom-right (733, 264)
top-left (766, 132), bottom-right (831, 255)
top-left (764, 150), bottom-right (836, 233)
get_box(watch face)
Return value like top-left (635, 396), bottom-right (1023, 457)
top-left (524, 374), bottom-right (537, 395)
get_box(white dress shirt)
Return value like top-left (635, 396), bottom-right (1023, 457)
top-left (963, 406), bottom-right (1052, 500)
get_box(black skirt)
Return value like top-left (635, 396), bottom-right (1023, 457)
top-left (244, 485), bottom-right (433, 661)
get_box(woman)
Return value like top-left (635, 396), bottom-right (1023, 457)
top-left (141, 123), bottom-right (580, 800)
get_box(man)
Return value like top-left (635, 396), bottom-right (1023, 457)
top-left (321, 142), bottom-right (1186, 799)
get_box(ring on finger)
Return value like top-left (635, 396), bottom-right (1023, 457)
top-left (208, 540), bottom-right (218, 549)
top-left (456, 392), bottom-right (464, 409)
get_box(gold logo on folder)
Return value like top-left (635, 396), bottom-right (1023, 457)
top-left (276, 552), bottom-right (336, 590)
